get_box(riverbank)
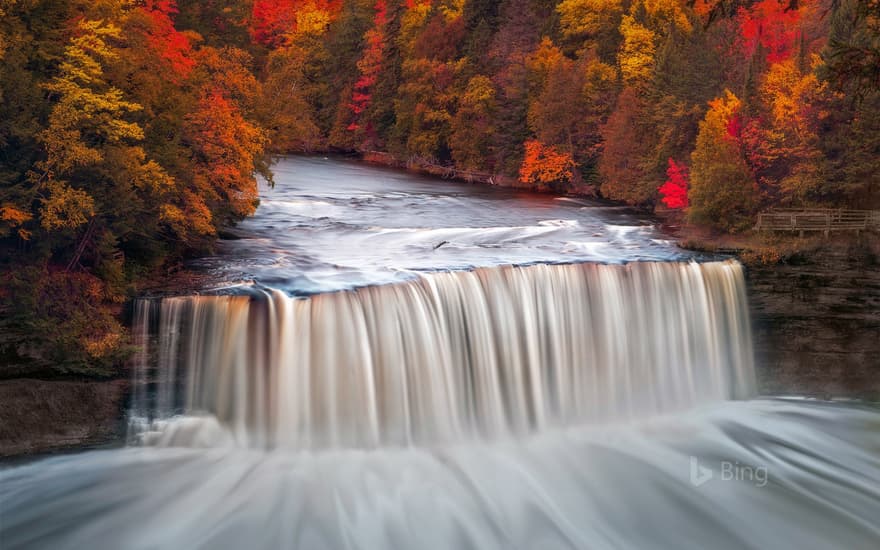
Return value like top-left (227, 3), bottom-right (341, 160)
top-left (359, 150), bottom-right (577, 192)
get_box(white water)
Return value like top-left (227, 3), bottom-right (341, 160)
top-left (2, 158), bottom-right (879, 549)
top-left (4, 400), bottom-right (880, 549)
top-left (189, 156), bottom-right (694, 293)
top-left (3, 259), bottom-right (880, 549)
top-left (128, 261), bottom-right (755, 449)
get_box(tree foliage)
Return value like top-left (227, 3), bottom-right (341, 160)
top-left (519, 139), bottom-right (576, 189)
top-left (689, 90), bottom-right (758, 231)
top-left (0, 1), bottom-right (269, 373)
top-left (659, 158), bottom-right (689, 209)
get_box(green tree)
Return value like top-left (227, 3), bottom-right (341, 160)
top-left (598, 87), bottom-right (656, 204)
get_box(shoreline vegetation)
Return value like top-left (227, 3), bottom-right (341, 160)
top-left (353, 147), bottom-right (879, 267)
top-left (1, 0), bottom-right (879, 457)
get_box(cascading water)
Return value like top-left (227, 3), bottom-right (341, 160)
top-left (3, 158), bottom-right (879, 550)
top-left (128, 260), bottom-right (755, 449)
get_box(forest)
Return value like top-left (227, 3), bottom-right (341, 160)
top-left (1, 0), bottom-right (878, 374)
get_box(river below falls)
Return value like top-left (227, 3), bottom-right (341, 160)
top-left (1, 156), bottom-right (879, 550)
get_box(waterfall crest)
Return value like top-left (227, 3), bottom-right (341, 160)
top-left (130, 260), bottom-right (755, 449)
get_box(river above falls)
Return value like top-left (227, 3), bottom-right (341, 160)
top-left (191, 156), bottom-right (694, 294)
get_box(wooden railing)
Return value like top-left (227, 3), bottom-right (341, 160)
top-left (755, 208), bottom-right (880, 235)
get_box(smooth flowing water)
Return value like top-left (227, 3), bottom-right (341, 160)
top-left (2, 157), bottom-right (879, 550)
top-left (129, 261), bottom-right (755, 449)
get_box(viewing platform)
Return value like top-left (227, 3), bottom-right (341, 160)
top-left (755, 208), bottom-right (880, 236)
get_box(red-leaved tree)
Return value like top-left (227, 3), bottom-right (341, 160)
top-left (138, 0), bottom-right (195, 80)
top-left (658, 158), bottom-right (689, 209)
top-left (347, 0), bottom-right (388, 136)
top-left (251, 0), bottom-right (342, 48)
top-left (736, 0), bottom-right (802, 64)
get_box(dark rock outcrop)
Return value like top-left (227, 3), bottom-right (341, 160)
top-left (746, 237), bottom-right (880, 400)
top-left (0, 379), bottom-right (127, 459)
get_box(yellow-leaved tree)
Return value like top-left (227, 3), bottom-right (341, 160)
top-left (757, 56), bottom-right (829, 204)
top-left (35, 19), bottom-right (144, 231)
top-left (558, 0), bottom-right (624, 40)
top-left (450, 75), bottom-right (496, 171)
top-left (688, 90), bottom-right (758, 231)
top-left (618, 16), bottom-right (657, 85)
top-left (617, 0), bottom-right (692, 86)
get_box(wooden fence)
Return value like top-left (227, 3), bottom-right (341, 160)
top-left (755, 208), bottom-right (880, 235)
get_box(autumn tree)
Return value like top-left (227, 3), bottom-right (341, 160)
top-left (392, 57), bottom-right (458, 160)
top-left (557, 0), bottom-right (624, 59)
top-left (251, 0), bottom-right (342, 48)
top-left (751, 56), bottom-right (830, 205)
top-left (0, 1), bottom-right (44, 241)
top-left (618, 0), bottom-right (691, 88)
top-left (598, 88), bottom-right (656, 204)
top-left (323, 0), bottom-right (376, 147)
top-left (486, 0), bottom-right (549, 176)
top-left (258, 0), bottom-right (340, 152)
top-left (523, 38), bottom-right (616, 192)
top-left (261, 45), bottom-right (326, 152)
top-left (35, 20), bottom-right (144, 232)
top-left (658, 158), bottom-right (689, 209)
top-left (1, 1), bottom-right (271, 374)
top-left (688, 90), bottom-right (758, 231)
top-left (450, 75), bottom-right (496, 171)
top-left (391, 4), bottom-right (464, 160)
top-left (185, 47), bottom-right (269, 228)
top-left (343, 0), bottom-right (392, 147)
top-left (519, 139), bottom-right (576, 190)
top-left (2, 6), bottom-right (173, 372)
top-left (735, 0), bottom-right (802, 65)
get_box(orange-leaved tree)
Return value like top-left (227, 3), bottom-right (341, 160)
top-left (519, 139), bottom-right (576, 189)
top-left (183, 90), bottom-right (268, 228)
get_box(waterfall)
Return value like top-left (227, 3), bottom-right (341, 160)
top-left (129, 260), bottom-right (755, 449)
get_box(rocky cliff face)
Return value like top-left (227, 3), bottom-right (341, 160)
top-left (746, 237), bottom-right (880, 400)
top-left (0, 379), bottom-right (126, 459)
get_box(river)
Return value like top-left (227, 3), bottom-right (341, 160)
top-left (1, 157), bottom-right (879, 549)
top-left (190, 156), bottom-right (693, 293)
